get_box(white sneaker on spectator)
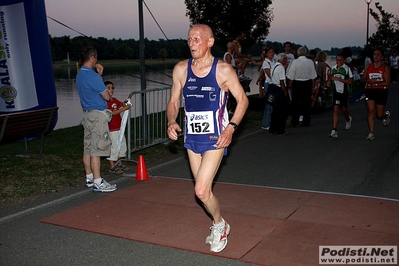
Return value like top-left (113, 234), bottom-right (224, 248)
top-left (85, 178), bottom-right (94, 188)
top-left (92, 178), bottom-right (117, 193)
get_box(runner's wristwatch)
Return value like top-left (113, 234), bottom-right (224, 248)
top-left (228, 122), bottom-right (238, 131)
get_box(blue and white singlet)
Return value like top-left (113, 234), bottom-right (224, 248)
top-left (182, 58), bottom-right (229, 155)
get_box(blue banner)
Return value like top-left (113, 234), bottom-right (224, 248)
top-left (0, 0), bottom-right (57, 113)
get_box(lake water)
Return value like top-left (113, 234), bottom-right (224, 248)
top-left (53, 61), bottom-right (262, 129)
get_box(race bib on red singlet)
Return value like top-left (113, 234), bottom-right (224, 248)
top-left (186, 111), bottom-right (215, 134)
top-left (369, 73), bottom-right (383, 81)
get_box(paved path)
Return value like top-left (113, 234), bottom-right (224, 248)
top-left (151, 83), bottom-right (399, 200)
top-left (0, 83), bottom-right (398, 266)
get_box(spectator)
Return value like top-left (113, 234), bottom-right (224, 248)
top-left (315, 51), bottom-right (332, 107)
top-left (309, 49), bottom-right (317, 63)
top-left (104, 81), bottom-right (132, 174)
top-left (257, 46), bottom-right (275, 130)
top-left (269, 53), bottom-right (289, 135)
top-left (291, 47), bottom-right (298, 59)
top-left (224, 41), bottom-right (246, 114)
top-left (389, 49), bottom-right (398, 83)
top-left (223, 42), bottom-right (245, 75)
top-left (232, 32), bottom-right (252, 79)
top-left (287, 47), bottom-right (317, 127)
top-left (252, 46), bottom-right (267, 97)
top-left (283, 41), bottom-right (295, 74)
top-left (315, 51), bottom-right (331, 86)
top-left (76, 46), bottom-right (117, 192)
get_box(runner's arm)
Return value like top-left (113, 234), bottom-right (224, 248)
top-left (216, 62), bottom-right (249, 148)
top-left (167, 61), bottom-right (185, 140)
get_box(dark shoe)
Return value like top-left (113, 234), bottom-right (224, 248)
top-left (109, 166), bottom-right (124, 174)
top-left (119, 164), bottom-right (131, 171)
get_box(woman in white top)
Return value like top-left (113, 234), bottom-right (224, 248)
top-left (258, 46), bottom-right (275, 130)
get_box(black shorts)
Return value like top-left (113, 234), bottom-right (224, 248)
top-left (365, 89), bottom-right (388, 106)
top-left (332, 91), bottom-right (349, 107)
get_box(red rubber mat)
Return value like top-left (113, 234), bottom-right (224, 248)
top-left (41, 177), bottom-right (399, 266)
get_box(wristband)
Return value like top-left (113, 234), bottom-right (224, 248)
top-left (228, 122), bottom-right (238, 130)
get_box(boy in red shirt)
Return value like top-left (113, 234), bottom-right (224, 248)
top-left (105, 81), bottom-right (131, 174)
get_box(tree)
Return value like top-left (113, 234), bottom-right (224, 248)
top-left (184, 0), bottom-right (273, 49)
top-left (369, 2), bottom-right (399, 49)
top-left (158, 47), bottom-right (168, 61)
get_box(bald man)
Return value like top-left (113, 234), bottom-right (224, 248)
top-left (167, 24), bottom-right (248, 253)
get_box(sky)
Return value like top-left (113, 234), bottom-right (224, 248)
top-left (44, 0), bottom-right (399, 50)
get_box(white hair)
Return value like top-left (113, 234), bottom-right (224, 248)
top-left (297, 47), bottom-right (307, 56)
top-left (277, 53), bottom-right (287, 62)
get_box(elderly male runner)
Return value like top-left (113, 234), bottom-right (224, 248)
top-left (167, 24), bottom-right (248, 253)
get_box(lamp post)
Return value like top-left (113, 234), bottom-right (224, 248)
top-left (365, 0), bottom-right (372, 46)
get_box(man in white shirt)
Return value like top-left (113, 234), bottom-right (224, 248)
top-left (287, 47), bottom-right (317, 127)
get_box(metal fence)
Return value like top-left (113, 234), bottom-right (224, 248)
top-left (125, 86), bottom-right (183, 159)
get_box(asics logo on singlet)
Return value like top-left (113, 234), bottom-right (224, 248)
top-left (209, 92), bottom-right (216, 101)
top-left (201, 87), bottom-right (215, 91)
top-left (188, 77), bottom-right (196, 82)
top-left (190, 114), bottom-right (209, 121)
top-left (187, 86), bottom-right (197, 90)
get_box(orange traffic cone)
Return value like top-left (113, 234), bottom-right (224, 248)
top-left (135, 155), bottom-right (151, 181)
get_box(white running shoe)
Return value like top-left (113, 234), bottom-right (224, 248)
top-left (205, 228), bottom-right (213, 245)
top-left (345, 116), bottom-right (352, 130)
top-left (383, 111), bottom-right (390, 126)
top-left (329, 130), bottom-right (338, 138)
top-left (92, 178), bottom-right (117, 193)
top-left (85, 178), bottom-right (94, 188)
top-left (205, 219), bottom-right (230, 253)
top-left (366, 132), bottom-right (375, 141)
